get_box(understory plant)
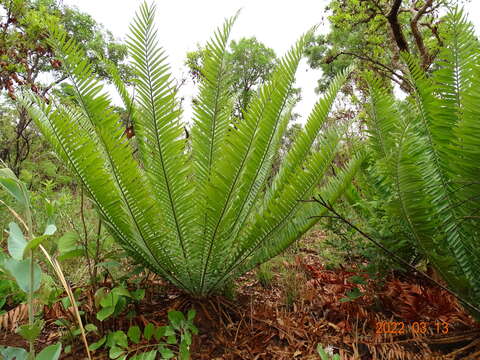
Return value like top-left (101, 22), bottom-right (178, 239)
top-left (0, 167), bottom-right (88, 359)
top-left (364, 9), bottom-right (480, 316)
top-left (88, 309), bottom-right (197, 360)
top-left (25, 2), bottom-right (362, 296)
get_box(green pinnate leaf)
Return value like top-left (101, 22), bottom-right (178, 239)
top-left (158, 346), bottom-right (174, 359)
top-left (109, 346), bottom-right (125, 359)
top-left (89, 336), bottom-right (106, 351)
top-left (168, 310), bottom-right (185, 329)
top-left (112, 330), bottom-right (128, 348)
top-left (143, 323), bottom-right (155, 341)
top-left (127, 325), bottom-right (141, 344)
top-left (187, 308), bottom-right (196, 321)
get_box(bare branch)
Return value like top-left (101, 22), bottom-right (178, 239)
top-left (387, 0), bottom-right (410, 52)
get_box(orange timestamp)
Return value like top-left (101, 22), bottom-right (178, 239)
top-left (375, 320), bottom-right (449, 335)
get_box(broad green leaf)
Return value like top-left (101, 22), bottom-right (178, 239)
top-left (109, 346), bottom-right (125, 359)
top-left (57, 232), bottom-right (79, 253)
top-left (168, 310), bottom-right (185, 329)
top-left (189, 324), bottom-right (199, 335)
top-left (348, 276), bottom-right (367, 285)
top-left (143, 323), bottom-right (155, 341)
top-left (96, 306), bottom-right (115, 321)
top-left (17, 321), bottom-right (43, 342)
top-left (89, 336), bottom-right (106, 351)
top-left (3, 258), bottom-right (42, 292)
top-left (58, 249), bottom-right (85, 261)
top-left (0, 346), bottom-right (28, 360)
top-left (94, 287), bottom-right (108, 307)
top-left (36, 343), bottom-right (62, 360)
top-left (179, 341), bottom-right (190, 360)
top-left (166, 335), bottom-right (177, 344)
top-left (112, 286), bottom-right (132, 298)
top-left (7, 222), bottom-right (27, 260)
top-left (131, 288), bottom-right (145, 301)
top-left (43, 224), bottom-right (57, 236)
top-left (182, 331), bottom-right (192, 346)
top-left (0, 168), bottom-right (29, 206)
top-left (23, 235), bottom-right (50, 257)
top-left (100, 292), bottom-right (120, 308)
top-left (340, 287), bottom-right (363, 303)
top-left (112, 330), bottom-right (128, 348)
top-left (187, 309), bottom-right (196, 321)
top-left (127, 325), bottom-right (141, 344)
top-left (164, 325), bottom-right (175, 337)
top-left (158, 346), bottom-right (174, 359)
top-left (85, 323), bottom-right (98, 332)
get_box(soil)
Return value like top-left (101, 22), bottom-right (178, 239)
top-left (1, 244), bottom-right (480, 359)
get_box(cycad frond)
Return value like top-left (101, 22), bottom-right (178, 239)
top-left (198, 35), bottom-right (310, 293)
top-left (240, 152), bottom-right (364, 275)
top-left (30, 2), bottom-right (358, 297)
top-left (365, 8), bottom-right (480, 310)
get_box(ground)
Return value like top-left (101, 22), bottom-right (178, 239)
top-left (1, 231), bottom-right (479, 359)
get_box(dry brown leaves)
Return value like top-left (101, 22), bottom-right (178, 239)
top-left (3, 251), bottom-right (480, 360)
top-left (0, 303), bottom-right (29, 332)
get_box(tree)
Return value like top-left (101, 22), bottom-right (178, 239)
top-left (0, 0), bottom-right (130, 175)
top-left (304, 0), bottom-right (462, 94)
top-left (26, 2), bottom-right (362, 296)
top-left (186, 36), bottom-right (300, 119)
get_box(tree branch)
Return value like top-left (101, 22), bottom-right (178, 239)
top-left (387, 0), bottom-right (409, 52)
top-left (410, 0), bottom-right (434, 69)
top-left (41, 75), bottom-right (68, 96)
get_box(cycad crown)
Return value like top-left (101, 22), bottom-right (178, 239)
top-left (28, 2), bottom-right (361, 296)
top-left (365, 8), bottom-right (480, 315)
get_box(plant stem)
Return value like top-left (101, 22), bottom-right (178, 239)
top-left (25, 201), bottom-right (35, 359)
top-left (28, 249), bottom-right (34, 358)
top-left (80, 187), bottom-right (93, 282)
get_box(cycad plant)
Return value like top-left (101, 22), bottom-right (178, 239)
top-left (25, 3), bottom-right (362, 296)
top-left (365, 9), bottom-right (480, 313)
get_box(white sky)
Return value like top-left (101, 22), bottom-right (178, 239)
top-left (63, 0), bottom-right (480, 123)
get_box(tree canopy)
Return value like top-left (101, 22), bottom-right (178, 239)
top-left (0, 0), bottom-right (130, 175)
top-left (304, 0), bottom-right (465, 93)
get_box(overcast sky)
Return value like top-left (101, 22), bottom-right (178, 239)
top-left (63, 0), bottom-right (480, 123)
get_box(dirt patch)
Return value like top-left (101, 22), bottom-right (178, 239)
top-left (1, 252), bottom-right (479, 359)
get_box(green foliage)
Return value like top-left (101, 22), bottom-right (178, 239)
top-left (304, 0), bottom-right (453, 93)
top-left (317, 344), bottom-right (340, 360)
top-left (363, 8), bottom-right (480, 317)
top-left (0, 276), bottom-right (26, 311)
top-left (256, 262), bottom-right (274, 288)
top-left (93, 285), bottom-right (144, 321)
top-left (0, 0), bottom-right (131, 178)
top-left (186, 36), bottom-right (278, 117)
top-left (0, 166), bottom-right (59, 357)
top-left (0, 343), bottom-right (62, 360)
top-left (89, 310), bottom-right (198, 360)
top-left (26, 2), bottom-right (361, 297)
